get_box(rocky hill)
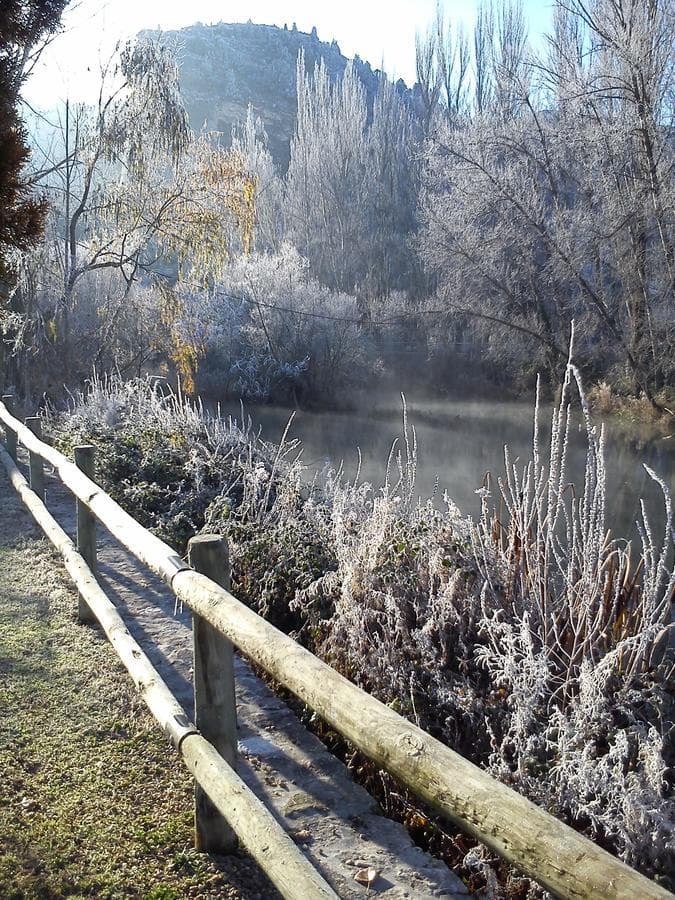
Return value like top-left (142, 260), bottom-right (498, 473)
top-left (142, 21), bottom-right (412, 166)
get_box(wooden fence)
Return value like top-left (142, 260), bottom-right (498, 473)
top-left (0, 396), bottom-right (672, 900)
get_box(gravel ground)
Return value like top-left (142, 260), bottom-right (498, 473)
top-left (0, 462), bottom-right (280, 900)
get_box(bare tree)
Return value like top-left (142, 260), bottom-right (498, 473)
top-left (415, 2), bottom-right (471, 129)
top-left (551, 0), bottom-right (675, 386)
top-left (492, 0), bottom-right (529, 119)
top-left (474, 1), bottom-right (494, 115)
top-left (231, 107), bottom-right (284, 253)
top-left (284, 53), bottom-right (418, 298)
top-left (13, 37), bottom-right (254, 396)
top-left (418, 0), bottom-right (675, 400)
top-left (415, 15), bottom-right (442, 132)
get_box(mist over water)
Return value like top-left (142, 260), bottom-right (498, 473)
top-left (218, 392), bottom-right (675, 543)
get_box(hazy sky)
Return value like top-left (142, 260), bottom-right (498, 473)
top-left (24, 0), bottom-right (554, 107)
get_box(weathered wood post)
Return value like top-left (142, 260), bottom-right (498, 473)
top-left (74, 445), bottom-right (97, 625)
top-left (25, 416), bottom-right (45, 502)
top-left (188, 534), bottom-right (238, 853)
top-left (1, 395), bottom-right (17, 462)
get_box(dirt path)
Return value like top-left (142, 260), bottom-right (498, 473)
top-left (2, 452), bottom-right (471, 899)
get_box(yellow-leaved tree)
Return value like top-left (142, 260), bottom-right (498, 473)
top-left (14, 36), bottom-right (256, 397)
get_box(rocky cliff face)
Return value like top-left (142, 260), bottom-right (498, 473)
top-left (142, 21), bottom-right (411, 166)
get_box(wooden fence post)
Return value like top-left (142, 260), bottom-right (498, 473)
top-left (188, 534), bottom-right (238, 853)
top-left (1, 395), bottom-right (17, 462)
top-left (25, 417), bottom-right (44, 502)
top-left (74, 445), bottom-right (97, 625)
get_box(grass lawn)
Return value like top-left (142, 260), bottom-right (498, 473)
top-left (0, 511), bottom-right (276, 899)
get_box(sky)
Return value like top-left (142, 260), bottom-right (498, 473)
top-left (23, 0), bottom-right (555, 107)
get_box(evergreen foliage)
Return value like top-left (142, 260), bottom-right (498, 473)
top-left (0, 1), bottom-right (67, 281)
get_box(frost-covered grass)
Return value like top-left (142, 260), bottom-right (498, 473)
top-left (0, 507), bottom-right (276, 899)
top-left (471, 368), bottom-right (674, 878)
top-left (46, 371), bottom-right (674, 887)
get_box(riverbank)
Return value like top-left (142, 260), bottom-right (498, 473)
top-left (0, 468), bottom-right (276, 900)
top-left (44, 372), bottom-right (675, 891)
top-left (587, 381), bottom-right (675, 439)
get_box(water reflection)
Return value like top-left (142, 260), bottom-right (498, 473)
top-left (216, 395), bottom-right (674, 543)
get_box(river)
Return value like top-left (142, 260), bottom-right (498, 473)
top-left (218, 393), bottom-right (675, 544)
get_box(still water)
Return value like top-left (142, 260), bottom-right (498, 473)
top-left (220, 394), bottom-right (675, 543)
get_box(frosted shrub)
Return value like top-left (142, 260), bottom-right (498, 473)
top-left (228, 354), bottom-right (308, 403)
top-left (174, 245), bottom-right (376, 403)
top-left (47, 374), bottom-right (304, 552)
top-left (293, 375), bottom-right (674, 881)
top-left (298, 407), bottom-right (491, 749)
top-left (47, 372), bottom-right (674, 885)
top-left (471, 364), bottom-right (674, 878)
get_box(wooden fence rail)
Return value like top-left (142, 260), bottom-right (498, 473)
top-left (0, 441), bottom-right (337, 900)
top-left (0, 399), bottom-right (671, 900)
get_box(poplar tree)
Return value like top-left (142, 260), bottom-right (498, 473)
top-left (284, 51), bottom-right (418, 298)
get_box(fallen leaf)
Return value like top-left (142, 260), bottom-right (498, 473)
top-left (354, 867), bottom-right (379, 888)
top-left (407, 812), bottom-right (429, 829)
top-left (292, 828), bottom-right (312, 842)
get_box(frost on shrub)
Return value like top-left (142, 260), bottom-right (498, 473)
top-left (46, 370), bottom-right (674, 885)
top-left (172, 245), bottom-right (376, 403)
top-left (47, 374), bottom-right (299, 551)
top-left (296, 402), bottom-right (491, 749)
top-left (293, 376), bottom-right (674, 882)
top-left (229, 354), bottom-right (309, 403)
top-left (471, 363), bottom-right (675, 879)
